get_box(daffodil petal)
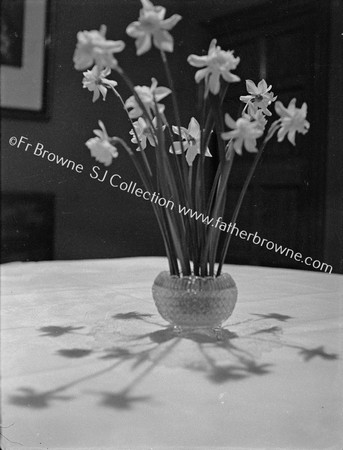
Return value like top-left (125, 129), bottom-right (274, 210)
top-left (275, 100), bottom-right (290, 118)
top-left (99, 85), bottom-right (107, 100)
top-left (185, 144), bottom-right (198, 166)
top-left (161, 14), bottom-right (182, 30)
top-left (153, 29), bottom-right (174, 52)
top-left (169, 141), bottom-right (184, 154)
top-left (239, 95), bottom-right (253, 104)
top-left (188, 117), bottom-right (200, 139)
top-left (187, 54), bottom-right (208, 68)
top-left (126, 21), bottom-right (144, 38)
top-left (246, 79), bottom-right (259, 95)
top-left (195, 67), bottom-right (209, 84)
top-left (154, 86), bottom-right (172, 101)
top-left (136, 34), bottom-right (152, 55)
top-left (287, 129), bottom-right (296, 145)
top-left (224, 113), bottom-right (237, 130)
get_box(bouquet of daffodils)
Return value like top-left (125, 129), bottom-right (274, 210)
top-left (73, 0), bottom-right (309, 277)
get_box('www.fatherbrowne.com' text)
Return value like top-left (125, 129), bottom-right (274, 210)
top-left (178, 205), bottom-right (333, 274)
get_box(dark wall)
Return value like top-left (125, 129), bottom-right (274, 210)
top-left (1, 0), bottom-right (210, 260)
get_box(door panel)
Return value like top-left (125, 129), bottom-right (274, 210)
top-left (206, 0), bottom-right (329, 269)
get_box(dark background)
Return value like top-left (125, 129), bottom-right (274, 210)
top-left (1, 0), bottom-right (342, 273)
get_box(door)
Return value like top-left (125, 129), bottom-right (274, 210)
top-left (206, 0), bottom-right (329, 269)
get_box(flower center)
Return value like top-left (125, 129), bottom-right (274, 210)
top-left (256, 94), bottom-right (264, 101)
top-left (141, 13), bottom-right (160, 31)
top-left (188, 136), bottom-right (197, 145)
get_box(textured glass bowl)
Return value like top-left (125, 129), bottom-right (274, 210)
top-left (152, 271), bottom-right (238, 331)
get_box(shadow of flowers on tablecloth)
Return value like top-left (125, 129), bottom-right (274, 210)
top-left (38, 325), bottom-right (85, 337)
top-left (8, 387), bottom-right (74, 408)
top-left (126, 324), bottom-right (277, 384)
top-left (8, 362), bottom-right (121, 409)
top-left (56, 348), bottom-right (93, 358)
top-left (113, 312), bottom-right (154, 321)
top-left (8, 310), bottom-right (339, 410)
top-left (250, 313), bottom-right (293, 322)
top-left (99, 391), bottom-right (152, 410)
top-left (298, 346), bottom-right (338, 361)
top-left (91, 310), bottom-right (339, 392)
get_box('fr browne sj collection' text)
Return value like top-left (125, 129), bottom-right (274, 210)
top-left (8, 135), bottom-right (175, 208)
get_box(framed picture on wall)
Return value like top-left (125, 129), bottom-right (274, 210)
top-left (0, 0), bottom-right (50, 119)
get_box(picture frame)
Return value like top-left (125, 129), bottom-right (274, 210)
top-left (0, 0), bottom-right (50, 120)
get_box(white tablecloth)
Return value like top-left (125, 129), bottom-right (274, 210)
top-left (1, 257), bottom-right (343, 449)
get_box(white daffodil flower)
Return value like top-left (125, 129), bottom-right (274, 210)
top-left (187, 39), bottom-right (240, 96)
top-left (240, 79), bottom-right (277, 116)
top-left (73, 25), bottom-right (125, 71)
top-left (275, 98), bottom-right (310, 145)
top-left (126, 0), bottom-right (181, 55)
top-left (221, 113), bottom-right (263, 155)
top-left (251, 109), bottom-right (268, 132)
top-left (82, 66), bottom-right (118, 102)
top-left (85, 121), bottom-right (118, 166)
top-left (124, 77), bottom-right (171, 119)
top-left (169, 117), bottom-right (211, 166)
top-left (129, 117), bottom-right (158, 151)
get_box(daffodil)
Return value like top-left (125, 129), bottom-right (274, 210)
top-left (85, 121), bottom-right (118, 166)
top-left (73, 25), bottom-right (125, 71)
top-left (74, 7), bottom-right (312, 279)
top-left (82, 66), bottom-right (118, 102)
top-left (221, 113), bottom-right (263, 155)
top-left (130, 117), bottom-right (157, 150)
top-left (126, 0), bottom-right (181, 55)
top-left (169, 117), bottom-right (211, 166)
top-left (275, 98), bottom-right (310, 145)
top-left (124, 77), bottom-right (171, 119)
top-left (240, 79), bottom-right (276, 117)
top-left (187, 39), bottom-right (240, 96)
top-left (251, 109), bottom-right (268, 132)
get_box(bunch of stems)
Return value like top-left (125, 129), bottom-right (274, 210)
top-left (112, 52), bottom-right (278, 278)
